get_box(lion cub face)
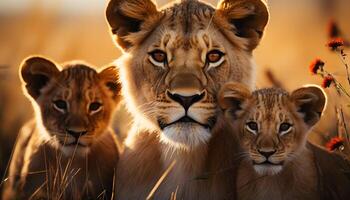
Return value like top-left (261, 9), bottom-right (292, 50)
top-left (20, 56), bottom-right (121, 155)
top-left (219, 83), bottom-right (326, 175)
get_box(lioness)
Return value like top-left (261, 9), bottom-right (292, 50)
top-left (2, 56), bottom-right (121, 199)
top-left (218, 82), bottom-right (350, 200)
top-left (106, 0), bottom-right (268, 199)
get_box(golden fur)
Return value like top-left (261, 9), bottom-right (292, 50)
top-left (2, 56), bottom-right (122, 199)
top-left (219, 82), bottom-right (350, 200)
top-left (106, 0), bottom-right (268, 199)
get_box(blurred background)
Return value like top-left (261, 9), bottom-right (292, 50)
top-left (0, 0), bottom-right (350, 189)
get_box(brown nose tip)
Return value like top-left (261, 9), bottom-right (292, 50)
top-left (166, 91), bottom-right (205, 111)
top-left (258, 149), bottom-right (276, 158)
top-left (66, 129), bottom-right (88, 139)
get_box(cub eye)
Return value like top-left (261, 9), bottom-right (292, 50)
top-left (246, 121), bottom-right (258, 134)
top-left (89, 102), bottom-right (102, 113)
top-left (279, 123), bottom-right (293, 136)
top-left (148, 50), bottom-right (167, 68)
top-left (53, 100), bottom-right (67, 112)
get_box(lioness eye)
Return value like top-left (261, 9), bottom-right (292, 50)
top-left (206, 50), bottom-right (225, 63)
top-left (89, 102), bottom-right (102, 112)
top-left (53, 100), bottom-right (67, 112)
top-left (246, 122), bottom-right (258, 134)
top-left (149, 50), bottom-right (167, 63)
top-left (279, 123), bottom-right (292, 135)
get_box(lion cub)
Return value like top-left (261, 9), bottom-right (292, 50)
top-left (2, 56), bottom-right (121, 200)
top-left (219, 83), bottom-right (350, 200)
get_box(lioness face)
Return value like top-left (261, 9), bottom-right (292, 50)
top-left (21, 57), bottom-right (121, 155)
top-left (107, 0), bottom-right (268, 149)
top-left (219, 83), bottom-right (326, 175)
top-left (125, 25), bottom-right (251, 150)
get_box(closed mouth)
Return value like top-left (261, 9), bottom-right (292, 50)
top-left (253, 160), bottom-right (283, 166)
top-left (158, 116), bottom-right (212, 130)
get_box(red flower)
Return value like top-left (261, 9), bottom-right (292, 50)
top-left (327, 38), bottom-right (344, 50)
top-left (309, 59), bottom-right (325, 74)
top-left (326, 137), bottom-right (344, 151)
top-left (321, 75), bottom-right (334, 88)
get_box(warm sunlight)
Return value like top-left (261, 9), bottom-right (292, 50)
top-left (0, 0), bottom-right (349, 199)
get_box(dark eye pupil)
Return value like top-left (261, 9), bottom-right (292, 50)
top-left (89, 102), bottom-right (101, 111)
top-left (247, 122), bottom-right (258, 131)
top-left (280, 123), bottom-right (291, 132)
top-left (54, 100), bottom-right (67, 109)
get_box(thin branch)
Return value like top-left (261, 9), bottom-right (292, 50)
top-left (336, 49), bottom-right (350, 87)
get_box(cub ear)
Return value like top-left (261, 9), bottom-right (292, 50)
top-left (98, 65), bottom-right (122, 101)
top-left (291, 85), bottom-right (327, 127)
top-left (20, 56), bottom-right (59, 100)
top-left (106, 0), bottom-right (159, 50)
top-left (216, 0), bottom-right (269, 50)
top-left (218, 82), bottom-right (251, 119)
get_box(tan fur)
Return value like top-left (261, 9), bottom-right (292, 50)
top-left (2, 56), bottom-right (122, 200)
top-left (106, 0), bottom-right (268, 199)
top-left (236, 150), bottom-right (317, 200)
top-left (116, 123), bottom-right (240, 199)
top-left (218, 83), bottom-right (350, 200)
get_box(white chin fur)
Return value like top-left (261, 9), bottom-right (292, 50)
top-left (160, 123), bottom-right (211, 150)
top-left (60, 145), bottom-right (90, 157)
top-left (254, 164), bottom-right (283, 176)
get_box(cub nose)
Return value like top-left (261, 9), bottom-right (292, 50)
top-left (167, 91), bottom-right (205, 111)
top-left (258, 149), bottom-right (276, 158)
top-left (66, 129), bottom-right (88, 139)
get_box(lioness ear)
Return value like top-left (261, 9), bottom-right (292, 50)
top-left (99, 66), bottom-right (122, 101)
top-left (218, 82), bottom-right (251, 119)
top-left (216, 0), bottom-right (269, 50)
top-left (291, 86), bottom-right (327, 127)
top-left (106, 0), bottom-right (159, 50)
top-left (20, 56), bottom-right (59, 100)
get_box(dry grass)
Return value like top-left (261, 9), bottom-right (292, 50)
top-left (0, 0), bottom-right (350, 198)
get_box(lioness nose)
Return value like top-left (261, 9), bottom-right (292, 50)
top-left (66, 129), bottom-right (88, 138)
top-left (167, 91), bottom-right (205, 111)
top-left (258, 149), bottom-right (276, 158)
